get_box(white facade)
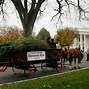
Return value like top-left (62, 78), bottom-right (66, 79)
top-left (71, 28), bottom-right (89, 52)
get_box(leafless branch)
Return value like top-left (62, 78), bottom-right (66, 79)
top-left (51, 0), bottom-right (64, 21)
top-left (39, 3), bottom-right (47, 16)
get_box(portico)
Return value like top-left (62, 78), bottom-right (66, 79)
top-left (72, 28), bottom-right (89, 52)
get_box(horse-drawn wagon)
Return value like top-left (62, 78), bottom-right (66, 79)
top-left (0, 48), bottom-right (63, 77)
top-left (0, 36), bottom-right (84, 77)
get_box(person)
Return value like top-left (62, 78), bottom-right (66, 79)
top-left (50, 38), bottom-right (56, 48)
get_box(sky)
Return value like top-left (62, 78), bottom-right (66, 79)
top-left (0, 0), bottom-right (89, 37)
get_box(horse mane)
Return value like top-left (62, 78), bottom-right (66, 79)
top-left (66, 48), bottom-right (74, 55)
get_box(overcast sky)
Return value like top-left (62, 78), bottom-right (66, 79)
top-left (0, 0), bottom-right (89, 37)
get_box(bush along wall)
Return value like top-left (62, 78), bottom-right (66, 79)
top-left (0, 37), bottom-right (49, 62)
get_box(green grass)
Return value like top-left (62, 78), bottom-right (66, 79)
top-left (1, 68), bottom-right (89, 89)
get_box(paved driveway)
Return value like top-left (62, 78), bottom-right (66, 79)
top-left (0, 52), bottom-right (89, 84)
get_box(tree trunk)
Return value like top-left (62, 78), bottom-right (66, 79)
top-left (22, 20), bottom-right (34, 37)
top-left (23, 25), bottom-right (32, 37)
top-left (11, 0), bottom-right (45, 37)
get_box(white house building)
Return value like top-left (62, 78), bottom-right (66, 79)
top-left (71, 28), bottom-right (89, 52)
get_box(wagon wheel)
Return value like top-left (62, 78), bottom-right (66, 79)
top-left (0, 66), bottom-right (8, 72)
top-left (41, 63), bottom-right (47, 71)
top-left (56, 63), bottom-right (62, 73)
top-left (12, 66), bottom-right (24, 74)
top-left (24, 64), bottom-right (37, 77)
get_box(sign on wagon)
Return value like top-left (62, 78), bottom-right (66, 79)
top-left (27, 51), bottom-right (46, 61)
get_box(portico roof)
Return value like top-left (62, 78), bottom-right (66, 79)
top-left (76, 28), bottom-right (89, 35)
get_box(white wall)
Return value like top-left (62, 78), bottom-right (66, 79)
top-left (86, 35), bottom-right (89, 51)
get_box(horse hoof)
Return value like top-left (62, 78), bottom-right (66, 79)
top-left (78, 65), bottom-right (81, 69)
top-left (69, 67), bottom-right (73, 70)
top-left (69, 68), bottom-right (73, 70)
top-left (74, 66), bottom-right (76, 69)
top-left (78, 66), bottom-right (81, 69)
top-left (69, 69), bottom-right (72, 70)
top-left (69, 66), bottom-right (73, 70)
top-left (63, 65), bottom-right (66, 68)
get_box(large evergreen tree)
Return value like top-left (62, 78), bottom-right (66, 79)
top-left (37, 27), bottom-right (50, 40)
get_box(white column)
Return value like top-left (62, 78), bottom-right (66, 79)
top-left (73, 38), bottom-right (76, 48)
top-left (76, 38), bottom-right (79, 48)
top-left (80, 34), bottom-right (83, 51)
top-left (84, 34), bottom-right (86, 52)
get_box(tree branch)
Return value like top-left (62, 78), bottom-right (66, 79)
top-left (51, 0), bottom-right (63, 21)
top-left (29, 0), bottom-right (36, 13)
top-left (28, 0), bottom-right (45, 23)
top-left (24, 0), bottom-right (27, 13)
top-left (11, 0), bottom-right (25, 25)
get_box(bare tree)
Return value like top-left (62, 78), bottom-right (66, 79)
top-left (0, 0), bottom-right (89, 37)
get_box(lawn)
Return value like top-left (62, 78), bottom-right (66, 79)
top-left (0, 68), bottom-right (89, 89)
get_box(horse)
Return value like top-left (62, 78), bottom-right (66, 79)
top-left (66, 48), bottom-right (83, 69)
top-left (66, 48), bottom-right (75, 69)
top-left (73, 48), bottom-right (83, 68)
top-left (57, 48), bottom-right (69, 67)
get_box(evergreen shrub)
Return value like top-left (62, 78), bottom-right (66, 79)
top-left (0, 37), bottom-right (49, 62)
